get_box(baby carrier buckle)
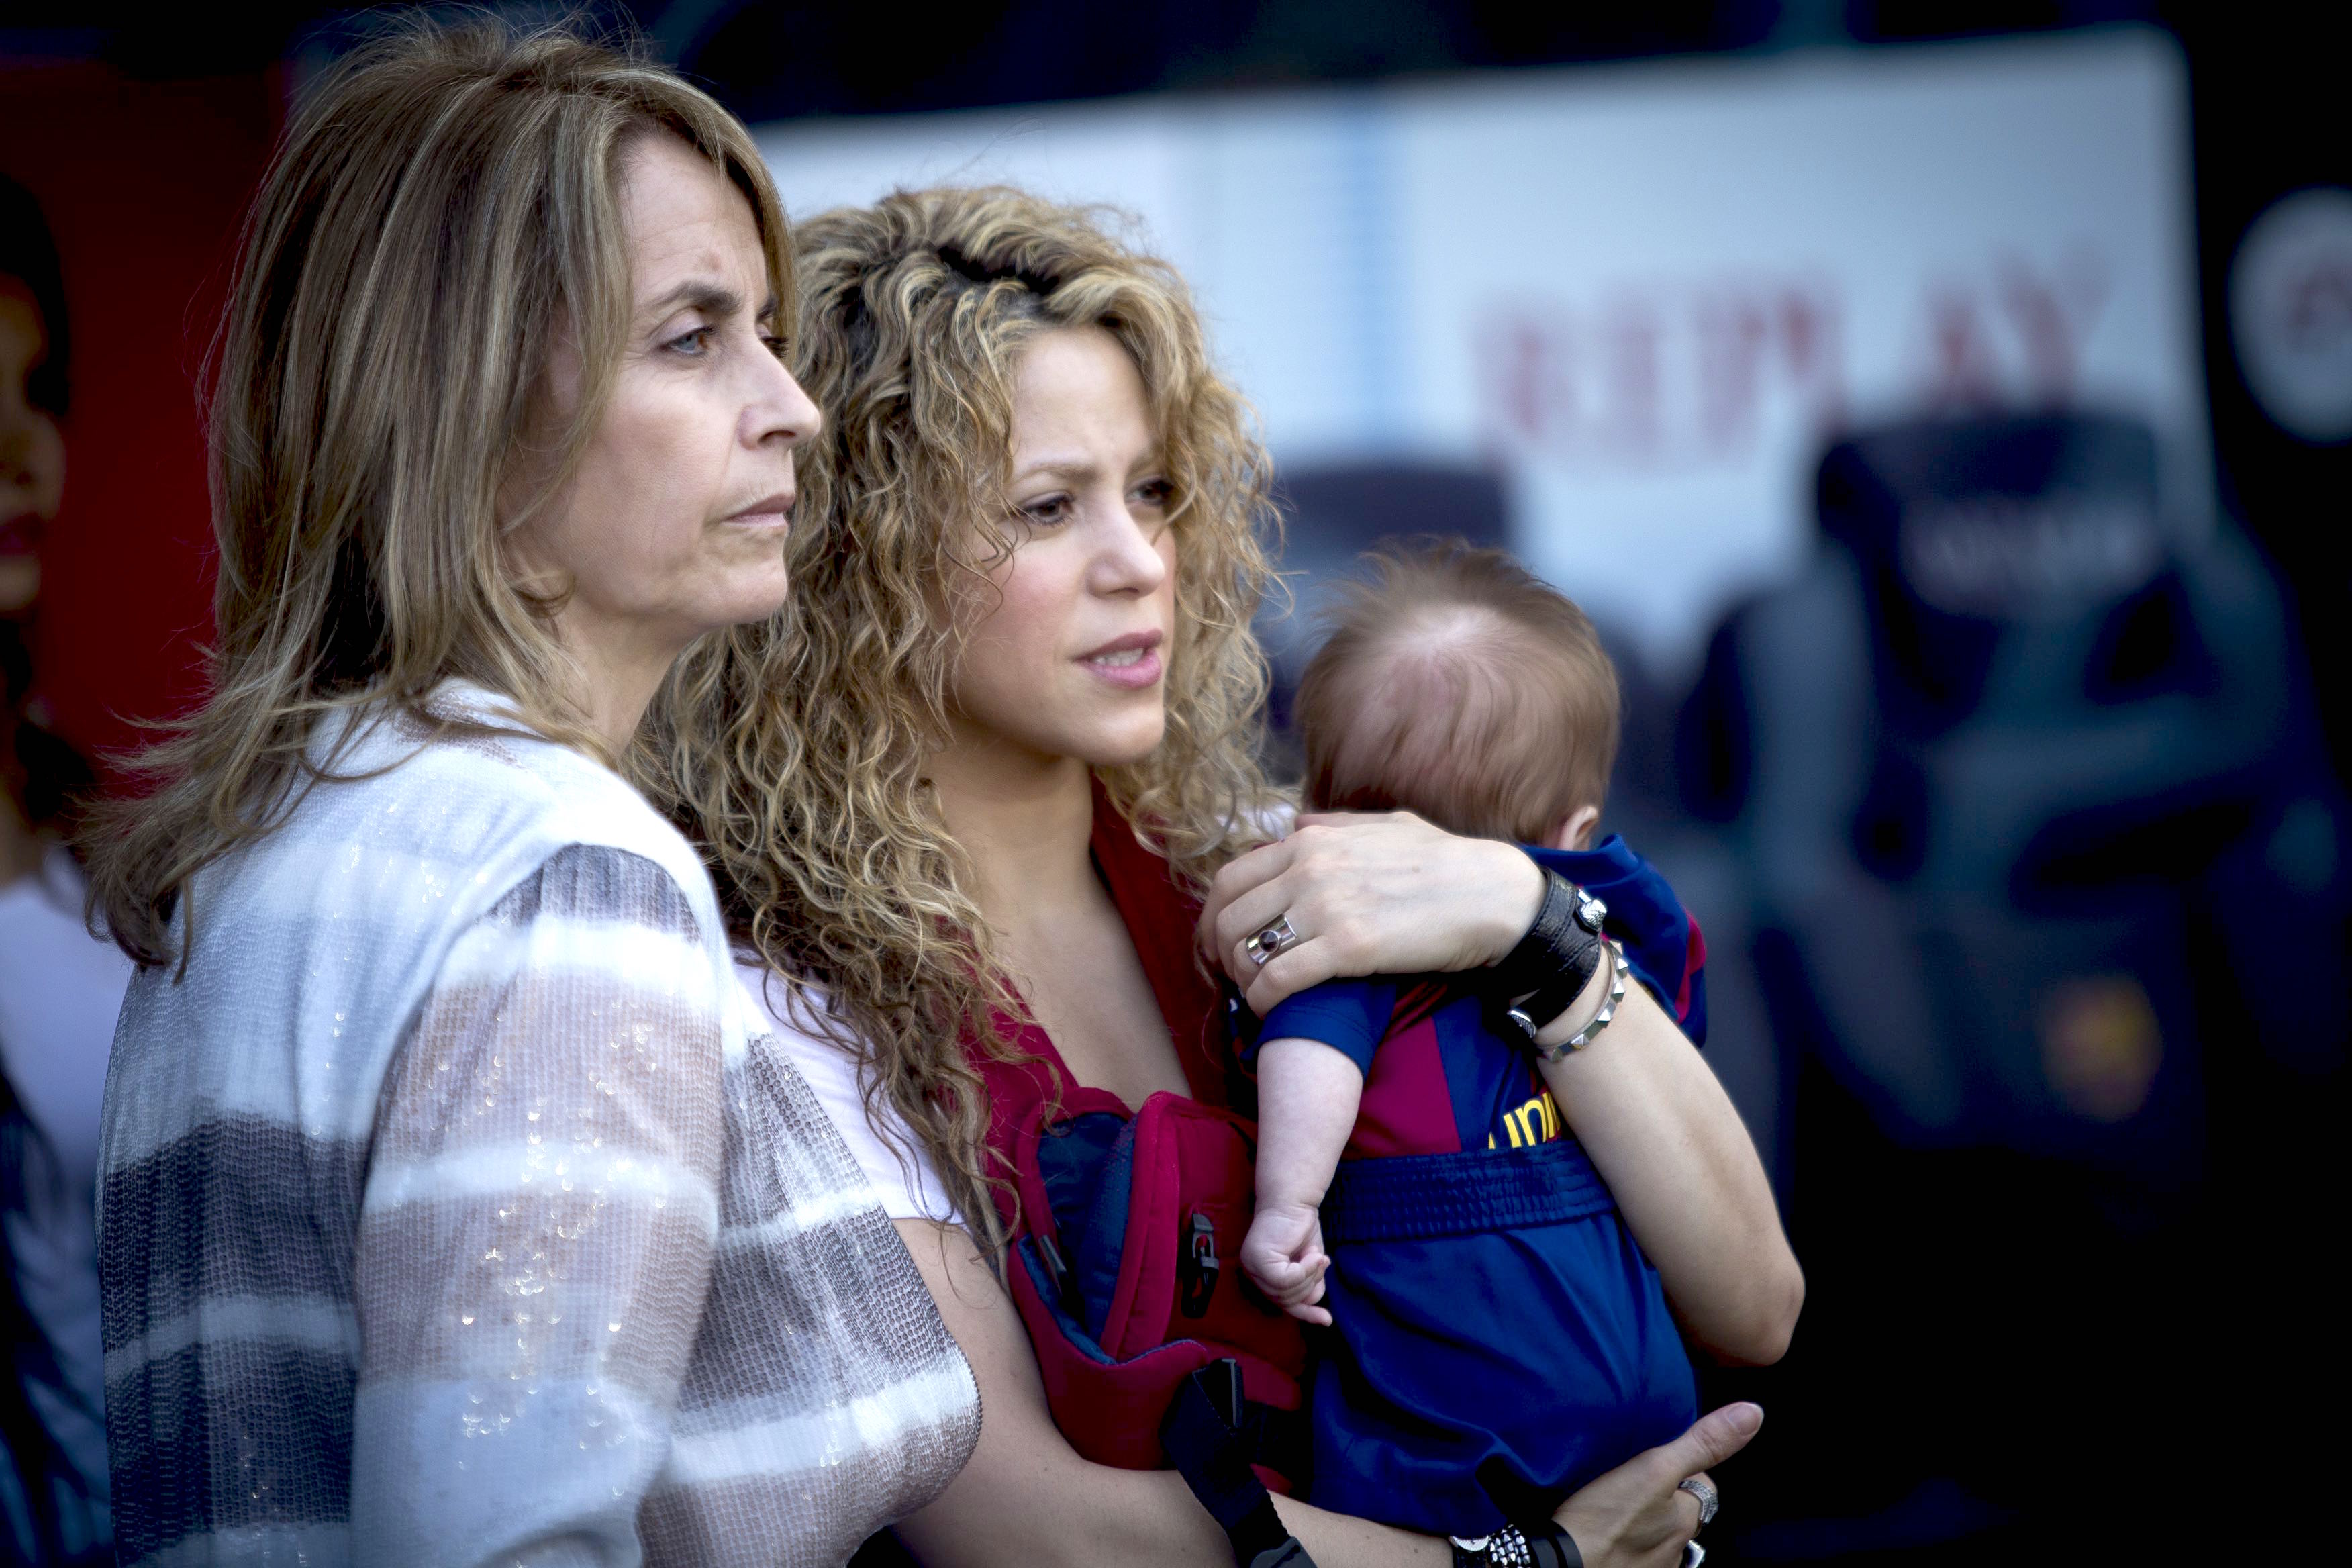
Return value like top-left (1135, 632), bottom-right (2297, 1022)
top-left (1181, 1210), bottom-right (1222, 1317)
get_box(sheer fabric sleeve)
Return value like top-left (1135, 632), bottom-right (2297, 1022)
top-left (734, 963), bottom-right (964, 1228)
top-left (348, 845), bottom-right (726, 1567)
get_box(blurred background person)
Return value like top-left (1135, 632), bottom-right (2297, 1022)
top-left (5, 4), bottom-right (2348, 1564)
top-left (1, 168), bottom-right (129, 1567)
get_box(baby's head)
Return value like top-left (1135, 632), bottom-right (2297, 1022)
top-left (1293, 542), bottom-right (1618, 851)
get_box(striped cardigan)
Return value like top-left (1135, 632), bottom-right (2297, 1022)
top-left (97, 689), bottom-right (979, 1567)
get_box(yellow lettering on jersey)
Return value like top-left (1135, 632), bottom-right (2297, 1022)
top-left (1494, 1091), bottom-right (1566, 1149)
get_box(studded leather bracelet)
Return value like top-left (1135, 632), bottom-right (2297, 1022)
top-left (1531, 938), bottom-right (1629, 1063)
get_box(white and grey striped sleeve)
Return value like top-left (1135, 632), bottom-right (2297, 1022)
top-left (348, 844), bottom-right (726, 1568)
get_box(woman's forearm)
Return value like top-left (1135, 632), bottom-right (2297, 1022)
top-left (1276, 1496), bottom-right (1452, 1566)
top-left (892, 1218), bottom-right (1447, 1568)
top-left (1533, 981), bottom-right (1802, 1364)
top-left (891, 1220), bottom-right (1222, 1567)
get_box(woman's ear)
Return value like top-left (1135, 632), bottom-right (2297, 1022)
top-left (1546, 805), bottom-right (1602, 852)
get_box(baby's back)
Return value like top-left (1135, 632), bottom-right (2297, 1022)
top-left (1263, 977), bottom-right (1698, 1535)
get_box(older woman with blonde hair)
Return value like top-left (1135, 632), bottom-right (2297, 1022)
top-left (86, 23), bottom-right (977, 1568)
top-left (663, 186), bottom-right (1800, 1567)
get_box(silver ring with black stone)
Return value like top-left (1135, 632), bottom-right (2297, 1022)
top-left (1243, 914), bottom-right (1301, 968)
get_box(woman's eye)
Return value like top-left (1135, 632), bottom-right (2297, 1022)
top-left (761, 333), bottom-right (789, 360)
top-left (665, 326), bottom-right (715, 356)
top-left (1021, 494), bottom-right (1072, 525)
top-left (1133, 478), bottom-right (1175, 507)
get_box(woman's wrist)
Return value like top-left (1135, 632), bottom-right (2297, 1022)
top-left (1449, 1523), bottom-right (1583, 1568)
top-left (1485, 868), bottom-right (1608, 1041)
top-left (1528, 938), bottom-right (1628, 1057)
top-left (1481, 844), bottom-right (1550, 967)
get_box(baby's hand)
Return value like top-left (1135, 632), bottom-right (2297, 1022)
top-left (1242, 1202), bottom-right (1332, 1326)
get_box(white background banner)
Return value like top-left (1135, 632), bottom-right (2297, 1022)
top-left (758, 26), bottom-right (2205, 671)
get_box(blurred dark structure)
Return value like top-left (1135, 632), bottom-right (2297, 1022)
top-left (1677, 411), bottom-right (2347, 1559)
top-left (4, 5), bottom-right (2346, 1565)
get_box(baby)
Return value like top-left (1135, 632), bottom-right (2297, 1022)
top-left (1238, 541), bottom-right (1704, 1539)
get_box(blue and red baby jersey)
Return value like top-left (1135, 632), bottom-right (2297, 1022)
top-left (1244, 836), bottom-right (1706, 1536)
top-left (1531, 834), bottom-right (1708, 1046)
top-left (1253, 834), bottom-right (1708, 1161)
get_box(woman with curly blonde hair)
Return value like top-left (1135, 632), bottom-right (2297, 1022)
top-left (663, 186), bottom-right (1784, 1567)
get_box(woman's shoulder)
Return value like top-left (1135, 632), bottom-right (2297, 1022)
top-left (734, 960), bottom-right (963, 1228)
top-left (296, 689), bottom-right (711, 905)
top-left (183, 692), bottom-right (728, 1018)
top-left (338, 687), bottom-right (642, 822)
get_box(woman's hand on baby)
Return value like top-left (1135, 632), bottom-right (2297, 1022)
top-left (1553, 1402), bottom-right (1762, 1567)
top-left (1201, 811), bottom-right (1546, 1015)
top-left (1240, 1203), bottom-right (1332, 1326)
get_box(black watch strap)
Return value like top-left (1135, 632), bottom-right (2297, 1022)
top-left (1491, 869), bottom-right (1581, 997)
top-left (1489, 869), bottom-right (1606, 1041)
top-left (1534, 1524), bottom-right (1585, 1568)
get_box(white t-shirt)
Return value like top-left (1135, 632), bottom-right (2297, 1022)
top-left (736, 961), bottom-right (965, 1228)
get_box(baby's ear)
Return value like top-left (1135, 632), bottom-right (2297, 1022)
top-left (1546, 805), bottom-right (1602, 852)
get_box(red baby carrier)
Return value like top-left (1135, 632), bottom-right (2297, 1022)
top-left (969, 791), bottom-right (1315, 1565)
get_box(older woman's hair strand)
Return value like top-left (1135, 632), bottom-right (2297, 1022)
top-left (85, 17), bottom-right (790, 965)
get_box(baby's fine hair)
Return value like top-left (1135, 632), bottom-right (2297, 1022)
top-left (1293, 540), bottom-right (1619, 844)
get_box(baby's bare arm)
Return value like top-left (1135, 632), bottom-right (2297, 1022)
top-left (1252, 1037), bottom-right (1363, 1212)
top-left (1242, 1038), bottom-right (1365, 1324)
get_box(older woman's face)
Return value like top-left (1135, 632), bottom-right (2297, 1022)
top-left (507, 132), bottom-right (818, 666)
top-left (947, 324), bottom-right (1177, 769)
top-left (0, 288), bottom-right (64, 618)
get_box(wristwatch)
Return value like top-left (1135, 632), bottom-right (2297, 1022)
top-left (1487, 869), bottom-right (1608, 1045)
top-left (1449, 1524), bottom-right (1584, 1568)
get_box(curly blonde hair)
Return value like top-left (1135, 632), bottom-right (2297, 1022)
top-left (654, 187), bottom-right (1283, 1244)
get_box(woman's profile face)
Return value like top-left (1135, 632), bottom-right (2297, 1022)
top-left (507, 132), bottom-right (818, 660)
top-left (947, 324), bottom-right (1177, 771)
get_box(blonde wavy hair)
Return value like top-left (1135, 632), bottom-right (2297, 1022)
top-left (656, 187), bottom-right (1284, 1244)
top-left (85, 18), bottom-right (789, 965)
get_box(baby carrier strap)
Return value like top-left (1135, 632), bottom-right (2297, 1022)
top-left (1163, 1363), bottom-right (1319, 1568)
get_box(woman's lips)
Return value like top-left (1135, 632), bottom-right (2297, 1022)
top-left (722, 492), bottom-right (795, 532)
top-left (0, 513), bottom-right (42, 557)
top-left (1079, 632), bottom-right (1165, 690)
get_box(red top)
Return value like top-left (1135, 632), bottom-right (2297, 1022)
top-left (970, 781), bottom-right (1233, 1219)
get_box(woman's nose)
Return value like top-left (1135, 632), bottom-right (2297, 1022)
top-left (1094, 501), bottom-right (1170, 596)
top-left (744, 350), bottom-right (822, 450)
